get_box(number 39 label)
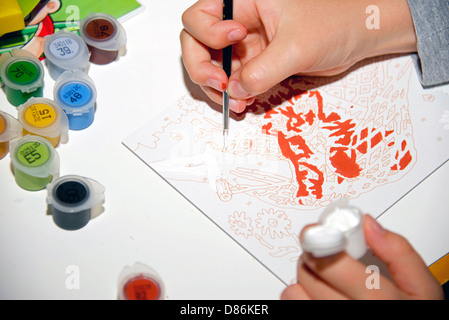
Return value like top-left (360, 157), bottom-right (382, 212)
top-left (49, 36), bottom-right (80, 60)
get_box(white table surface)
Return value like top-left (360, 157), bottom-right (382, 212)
top-left (0, 0), bottom-right (448, 300)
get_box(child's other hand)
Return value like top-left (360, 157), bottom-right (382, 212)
top-left (281, 215), bottom-right (444, 300)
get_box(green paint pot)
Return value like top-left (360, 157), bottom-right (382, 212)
top-left (0, 50), bottom-right (44, 107)
top-left (10, 135), bottom-right (60, 191)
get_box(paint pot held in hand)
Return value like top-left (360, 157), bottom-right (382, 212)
top-left (79, 12), bottom-right (127, 65)
top-left (118, 262), bottom-right (165, 300)
top-left (0, 110), bottom-right (23, 159)
top-left (0, 49), bottom-right (44, 106)
top-left (53, 70), bottom-right (97, 130)
top-left (301, 199), bottom-right (367, 259)
top-left (43, 30), bottom-right (90, 80)
top-left (46, 175), bottom-right (105, 230)
top-left (10, 135), bottom-right (60, 191)
top-left (17, 97), bottom-right (69, 147)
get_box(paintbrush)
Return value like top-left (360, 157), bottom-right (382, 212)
top-left (222, 0), bottom-right (233, 150)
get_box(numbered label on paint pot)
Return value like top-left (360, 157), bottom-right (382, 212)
top-left (7, 60), bottom-right (39, 85)
top-left (48, 36), bottom-right (80, 60)
top-left (85, 19), bottom-right (116, 41)
top-left (16, 141), bottom-right (50, 167)
top-left (24, 103), bottom-right (56, 128)
top-left (117, 263), bottom-right (165, 300)
top-left (123, 276), bottom-right (161, 300)
top-left (55, 180), bottom-right (88, 205)
top-left (59, 82), bottom-right (91, 107)
top-left (46, 175), bottom-right (105, 230)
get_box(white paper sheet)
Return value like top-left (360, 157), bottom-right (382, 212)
top-left (123, 55), bottom-right (449, 284)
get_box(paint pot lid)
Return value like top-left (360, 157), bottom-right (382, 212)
top-left (117, 262), bottom-right (165, 300)
top-left (43, 30), bottom-right (90, 72)
top-left (302, 225), bottom-right (346, 258)
top-left (302, 199), bottom-right (367, 259)
top-left (0, 49), bottom-right (44, 92)
top-left (17, 97), bottom-right (69, 143)
top-left (0, 110), bottom-right (23, 143)
top-left (319, 200), bottom-right (363, 235)
top-left (46, 175), bottom-right (105, 213)
top-left (53, 70), bottom-right (97, 115)
top-left (10, 135), bottom-right (59, 178)
top-left (79, 13), bottom-right (127, 52)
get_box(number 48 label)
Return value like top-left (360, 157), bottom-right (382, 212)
top-left (60, 82), bottom-right (92, 107)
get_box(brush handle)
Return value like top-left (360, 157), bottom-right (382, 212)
top-left (222, 0), bottom-right (233, 139)
top-left (222, 0), bottom-right (233, 78)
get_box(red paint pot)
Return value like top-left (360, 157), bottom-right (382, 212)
top-left (79, 13), bottom-right (127, 65)
top-left (117, 263), bottom-right (165, 300)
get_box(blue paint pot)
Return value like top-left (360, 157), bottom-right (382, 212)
top-left (53, 70), bottom-right (97, 130)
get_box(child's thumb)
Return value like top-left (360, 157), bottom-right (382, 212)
top-left (364, 215), bottom-right (443, 299)
top-left (228, 32), bottom-right (300, 100)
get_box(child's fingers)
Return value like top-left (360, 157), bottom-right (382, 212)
top-left (180, 29), bottom-right (227, 91)
top-left (181, 0), bottom-right (247, 50)
top-left (363, 215), bottom-right (444, 300)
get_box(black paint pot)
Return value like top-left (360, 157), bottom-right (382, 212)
top-left (47, 175), bottom-right (105, 230)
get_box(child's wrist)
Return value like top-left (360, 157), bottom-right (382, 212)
top-left (361, 0), bottom-right (417, 60)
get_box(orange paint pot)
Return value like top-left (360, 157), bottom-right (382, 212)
top-left (79, 13), bottom-right (127, 65)
top-left (0, 111), bottom-right (23, 159)
top-left (118, 263), bottom-right (165, 300)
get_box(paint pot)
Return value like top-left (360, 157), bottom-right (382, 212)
top-left (301, 199), bottom-right (367, 259)
top-left (0, 49), bottom-right (44, 106)
top-left (10, 135), bottom-right (60, 191)
top-left (53, 70), bottom-right (97, 130)
top-left (118, 262), bottom-right (165, 300)
top-left (0, 110), bottom-right (23, 159)
top-left (43, 30), bottom-right (90, 80)
top-left (17, 97), bottom-right (69, 147)
top-left (79, 13), bottom-right (127, 65)
top-left (46, 175), bottom-right (105, 230)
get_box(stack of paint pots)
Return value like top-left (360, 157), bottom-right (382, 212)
top-left (0, 13), bottom-right (126, 231)
top-left (1, 13), bottom-right (167, 299)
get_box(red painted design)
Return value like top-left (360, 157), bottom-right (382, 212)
top-left (258, 84), bottom-right (415, 204)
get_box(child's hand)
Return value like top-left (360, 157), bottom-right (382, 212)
top-left (281, 215), bottom-right (444, 300)
top-left (180, 0), bottom-right (416, 113)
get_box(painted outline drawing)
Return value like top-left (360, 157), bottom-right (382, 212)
top-left (124, 55), bottom-right (449, 283)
